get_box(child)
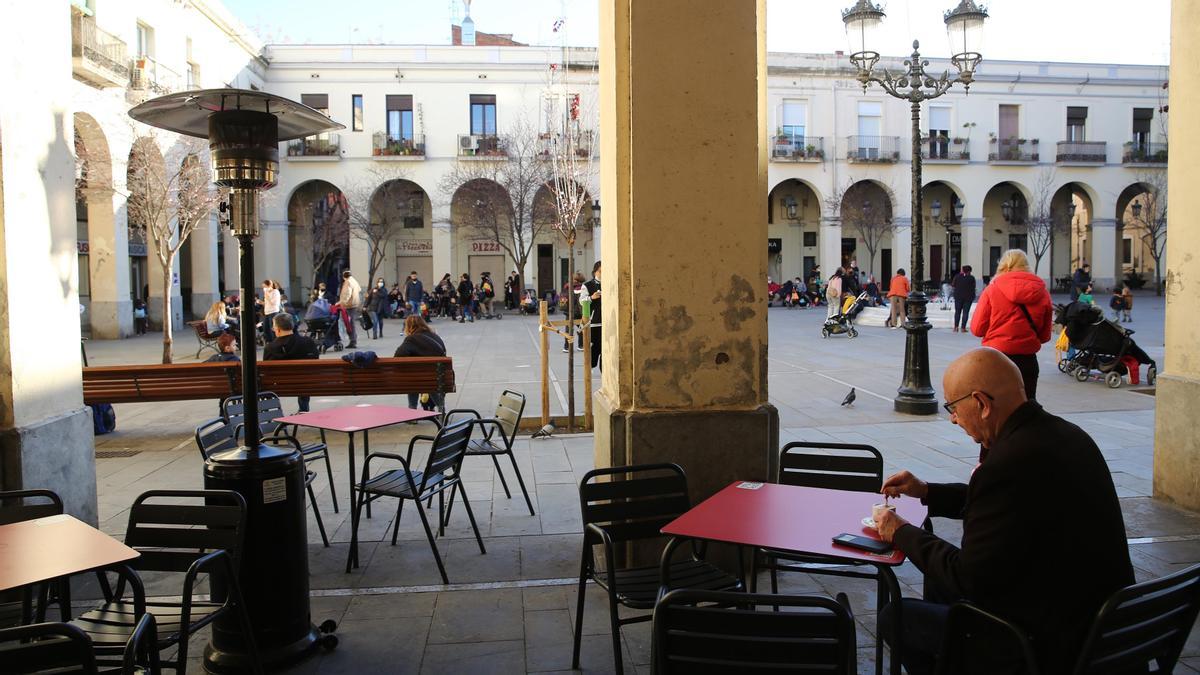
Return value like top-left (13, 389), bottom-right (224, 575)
top-left (1121, 283), bottom-right (1134, 322)
top-left (1079, 284), bottom-right (1095, 306)
top-left (1109, 288), bottom-right (1125, 322)
top-left (133, 299), bottom-right (148, 335)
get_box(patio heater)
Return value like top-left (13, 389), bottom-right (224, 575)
top-left (129, 89), bottom-right (344, 671)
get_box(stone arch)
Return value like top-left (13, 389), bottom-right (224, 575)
top-left (529, 180), bottom-right (597, 296)
top-left (980, 180), bottom-right (1034, 278)
top-left (1052, 181), bottom-right (1098, 275)
top-left (450, 178), bottom-right (519, 291)
top-left (369, 178), bottom-right (434, 286)
top-left (766, 178), bottom-right (823, 283)
top-left (287, 179), bottom-right (349, 302)
top-left (73, 112), bottom-right (130, 337)
top-left (1116, 180), bottom-right (1163, 285)
top-left (126, 135), bottom-right (168, 327)
top-left (921, 180), bottom-right (966, 284)
top-left (839, 179), bottom-right (896, 282)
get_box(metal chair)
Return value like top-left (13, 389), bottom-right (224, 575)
top-left (0, 615), bottom-right (161, 675)
top-left (347, 419), bottom-right (485, 581)
top-left (223, 392), bottom-right (338, 512)
top-left (934, 602), bottom-right (1040, 675)
top-left (0, 489), bottom-right (71, 624)
top-left (652, 589), bottom-right (857, 674)
top-left (194, 419), bottom-right (329, 547)
top-left (443, 390), bottom-right (534, 516)
top-left (572, 463), bottom-right (742, 675)
top-left (69, 490), bottom-right (261, 675)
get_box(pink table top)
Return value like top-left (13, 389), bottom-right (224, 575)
top-left (662, 481), bottom-right (928, 566)
top-left (276, 404), bottom-right (441, 433)
top-left (0, 515), bottom-right (139, 592)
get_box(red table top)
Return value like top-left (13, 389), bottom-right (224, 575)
top-left (662, 481), bottom-right (928, 566)
top-left (276, 404), bottom-right (441, 433)
top-left (0, 515), bottom-right (139, 592)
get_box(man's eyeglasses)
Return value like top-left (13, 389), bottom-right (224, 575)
top-left (942, 390), bottom-right (994, 416)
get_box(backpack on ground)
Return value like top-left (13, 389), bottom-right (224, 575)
top-left (92, 403), bottom-right (116, 435)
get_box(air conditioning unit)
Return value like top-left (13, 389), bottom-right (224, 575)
top-left (130, 61), bottom-right (148, 90)
top-left (460, 135), bottom-right (479, 151)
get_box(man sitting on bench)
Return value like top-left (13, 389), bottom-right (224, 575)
top-left (264, 313), bottom-right (320, 413)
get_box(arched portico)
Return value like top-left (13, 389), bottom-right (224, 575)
top-left (287, 179), bottom-right (348, 302)
top-left (766, 178), bottom-right (822, 283)
top-left (74, 113), bottom-right (132, 338)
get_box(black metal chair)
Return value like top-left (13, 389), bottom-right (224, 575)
top-left (652, 589), bottom-right (857, 674)
top-left (443, 390), bottom-right (534, 516)
top-left (347, 419), bottom-right (485, 581)
top-left (572, 463), bottom-right (742, 675)
top-left (934, 602), bottom-right (1040, 675)
top-left (223, 392), bottom-right (338, 512)
top-left (0, 615), bottom-right (161, 675)
top-left (69, 490), bottom-right (261, 675)
top-left (0, 489), bottom-right (71, 624)
top-left (194, 419), bottom-right (329, 547)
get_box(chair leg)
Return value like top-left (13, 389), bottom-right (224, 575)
top-left (438, 489), bottom-right (446, 537)
top-left (491, 454), bottom-right (512, 498)
top-left (571, 550), bottom-right (589, 669)
top-left (346, 489), bottom-right (368, 574)
top-left (455, 481), bottom-right (486, 555)
top-left (307, 480), bottom-right (330, 548)
top-left (322, 451), bottom-right (339, 513)
top-left (230, 577), bottom-right (266, 675)
top-left (607, 591), bottom-right (625, 675)
top-left (442, 482), bottom-right (459, 527)
top-left (391, 498), bottom-right (405, 546)
top-left (413, 496), bottom-right (449, 584)
top-left (506, 451), bottom-right (535, 516)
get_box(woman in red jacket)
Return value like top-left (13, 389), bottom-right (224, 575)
top-left (970, 249), bottom-right (1053, 401)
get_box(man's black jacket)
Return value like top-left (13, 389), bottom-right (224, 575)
top-left (264, 333), bottom-right (319, 361)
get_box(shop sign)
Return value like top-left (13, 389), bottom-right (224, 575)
top-left (767, 238), bottom-right (782, 254)
top-left (77, 240), bottom-right (89, 254)
top-left (396, 239), bottom-right (433, 256)
top-left (129, 243), bottom-right (147, 257)
top-left (470, 240), bottom-right (503, 253)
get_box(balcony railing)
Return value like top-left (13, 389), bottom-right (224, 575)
top-left (286, 134), bottom-right (341, 158)
top-left (920, 136), bottom-right (969, 161)
top-left (458, 134), bottom-right (507, 157)
top-left (1122, 141), bottom-right (1168, 165)
top-left (70, 8), bottom-right (129, 87)
top-left (1056, 141), bottom-right (1107, 163)
top-left (771, 135), bottom-right (825, 161)
top-left (987, 138), bottom-right (1039, 162)
top-left (537, 129), bottom-right (595, 160)
top-left (372, 133), bottom-right (426, 158)
top-left (129, 55), bottom-right (181, 96)
top-left (846, 136), bottom-right (901, 163)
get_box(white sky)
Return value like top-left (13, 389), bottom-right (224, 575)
top-left (227, 0), bottom-right (1171, 66)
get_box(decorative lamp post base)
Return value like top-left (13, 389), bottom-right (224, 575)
top-left (894, 291), bottom-right (939, 415)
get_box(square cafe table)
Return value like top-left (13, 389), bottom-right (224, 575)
top-left (661, 481), bottom-right (928, 675)
top-left (0, 514), bottom-right (139, 597)
top-left (276, 403), bottom-right (442, 570)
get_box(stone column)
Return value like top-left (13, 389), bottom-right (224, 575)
top-left (1090, 218), bottom-right (1118, 291)
top-left (0, 8), bottom-right (96, 523)
top-left (594, 0), bottom-right (776, 505)
top-left (893, 217), bottom-right (913, 274)
top-left (819, 216), bottom-right (841, 278)
top-left (431, 220), bottom-right (453, 279)
top-left (257, 220), bottom-right (291, 291)
top-left (188, 211), bottom-right (221, 318)
top-left (84, 185), bottom-right (133, 338)
top-left (960, 217), bottom-right (985, 278)
top-left (1155, 0), bottom-right (1200, 511)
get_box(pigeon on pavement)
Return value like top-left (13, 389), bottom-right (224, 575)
top-left (531, 422), bottom-right (556, 438)
top-left (841, 387), bottom-right (856, 407)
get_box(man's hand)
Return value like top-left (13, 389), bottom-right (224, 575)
top-left (881, 470), bottom-right (929, 500)
top-left (873, 509), bottom-right (908, 543)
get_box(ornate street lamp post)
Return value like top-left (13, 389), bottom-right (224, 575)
top-left (841, 0), bottom-right (988, 415)
top-left (130, 90), bottom-right (344, 671)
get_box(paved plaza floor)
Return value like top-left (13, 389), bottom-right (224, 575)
top-left (80, 292), bottom-right (1200, 673)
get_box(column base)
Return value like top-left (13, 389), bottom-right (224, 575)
top-left (1154, 374), bottom-right (1200, 511)
top-left (86, 299), bottom-right (135, 339)
top-left (190, 292), bottom-right (219, 321)
top-left (147, 294), bottom-right (185, 332)
top-left (0, 407), bottom-right (97, 525)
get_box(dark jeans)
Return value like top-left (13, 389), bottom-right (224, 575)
top-left (1005, 352), bottom-right (1040, 402)
top-left (954, 298), bottom-right (973, 330)
top-left (369, 310), bottom-right (382, 339)
top-left (263, 312), bottom-right (278, 343)
top-left (345, 307), bottom-right (358, 345)
top-left (407, 392), bottom-right (444, 412)
top-left (590, 325), bottom-right (602, 370)
top-left (298, 396), bottom-right (310, 413)
top-left (879, 599), bottom-right (951, 675)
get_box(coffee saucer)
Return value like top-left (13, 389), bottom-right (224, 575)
top-left (861, 516), bottom-right (877, 530)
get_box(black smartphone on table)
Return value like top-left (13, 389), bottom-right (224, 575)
top-left (832, 532), bottom-right (893, 554)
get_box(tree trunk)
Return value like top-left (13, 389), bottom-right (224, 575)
top-left (1156, 258), bottom-right (1163, 296)
top-left (161, 264), bottom-right (173, 364)
top-left (566, 251), bottom-right (575, 433)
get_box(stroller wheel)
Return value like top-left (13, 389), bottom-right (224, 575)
top-left (1074, 367), bottom-right (1090, 382)
top-left (1057, 360), bottom-right (1071, 374)
top-left (848, 328), bottom-right (859, 339)
top-left (1147, 365), bottom-right (1157, 386)
top-left (1105, 371), bottom-right (1123, 389)
top-left (821, 328), bottom-right (830, 339)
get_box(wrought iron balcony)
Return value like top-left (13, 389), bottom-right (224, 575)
top-left (1122, 141), bottom-right (1168, 165)
top-left (71, 7), bottom-right (128, 88)
top-left (457, 134), bottom-right (507, 158)
top-left (771, 135), bottom-right (825, 162)
top-left (128, 55), bottom-right (181, 98)
top-left (372, 133), bottom-right (426, 158)
top-left (537, 129), bottom-right (595, 159)
top-left (920, 136), bottom-right (969, 161)
top-left (286, 134), bottom-right (341, 159)
top-left (1056, 141), bottom-right (1107, 164)
top-left (846, 136), bottom-right (901, 163)
top-left (987, 137), bottom-right (1038, 163)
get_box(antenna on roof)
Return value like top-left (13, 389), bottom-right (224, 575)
top-left (449, 0), bottom-right (461, 43)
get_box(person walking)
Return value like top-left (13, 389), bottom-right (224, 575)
top-left (338, 270), bottom-right (362, 348)
top-left (403, 271), bottom-right (424, 319)
top-left (261, 279), bottom-right (282, 344)
top-left (951, 265), bottom-right (977, 333)
top-left (1121, 283), bottom-right (1134, 322)
top-left (887, 268), bottom-right (910, 329)
top-left (584, 261), bottom-right (602, 370)
top-left (562, 272), bottom-right (586, 352)
top-left (394, 314), bottom-right (447, 412)
top-left (825, 269), bottom-right (844, 319)
top-left (457, 273), bottom-right (475, 323)
top-left (263, 313), bottom-right (320, 412)
top-left (1071, 263), bottom-right (1091, 301)
top-left (970, 249), bottom-right (1053, 401)
top-left (365, 279), bottom-right (388, 340)
top-left (479, 272), bottom-right (497, 318)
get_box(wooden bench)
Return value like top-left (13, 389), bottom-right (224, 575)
top-left (81, 357), bottom-right (456, 406)
top-left (187, 321), bottom-right (223, 359)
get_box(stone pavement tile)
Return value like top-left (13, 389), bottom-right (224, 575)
top-left (343, 591), bottom-right (437, 621)
top-left (313, 617), bottom-right (429, 674)
top-left (1178, 657), bottom-right (1200, 674)
top-left (443, 535), bottom-right (520, 582)
top-left (524, 609), bottom-right (574, 672)
top-left (310, 594), bottom-right (353, 625)
top-left (856, 646), bottom-right (881, 674)
top-left (355, 535), bottom-right (460, 588)
top-left (1134, 540), bottom-right (1200, 565)
top-left (566, 585), bottom-right (615, 636)
top-left (1185, 617), bottom-right (1200, 657)
top-left (310, 542), bottom-right (375, 590)
top-left (536, 483), bottom-right (583, 535)
top-left (489, 497), bottom-right (545, 537)
top-left (1121, 498), bottom-right (1200, 538)
top-left (521, 533), bottom-right (583, 580)
top-left (533, 470), bottom-right (576, 484)
top-left (428, 587), bottom-right (524, 644)
top-left (531, 633), bottom-right (633, 674)
top-left (522, 585), bottom-right (572, 612)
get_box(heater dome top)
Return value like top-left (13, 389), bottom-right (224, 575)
top-left (129, 88), bottom-right (344, 141)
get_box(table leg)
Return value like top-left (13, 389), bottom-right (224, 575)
top-left (364, 430), bottom-right (372, 520)
top-left (348, 431), bottom-right (358, 570)
top-left (873, 564), bottom-right (903, 675)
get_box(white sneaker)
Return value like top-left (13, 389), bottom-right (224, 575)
top-left (890, 325), bottom-right (898, 330)
top-left (562, 346), bottom-right (569, 353)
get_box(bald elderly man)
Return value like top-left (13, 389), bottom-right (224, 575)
top-left (873, 347), bottom-right (1132, 674)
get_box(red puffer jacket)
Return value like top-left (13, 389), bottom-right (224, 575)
top-left (970, 271), bottom-right (1053, 355)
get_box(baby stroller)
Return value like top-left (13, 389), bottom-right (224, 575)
top-left (1055, 301), bottom-right (1156, 388)
top-left (305, 316), bottom-right (343, 354)
top-left (822, 291), bottom-right (868, 339)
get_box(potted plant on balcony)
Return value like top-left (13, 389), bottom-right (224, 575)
top-left (805, 144), bottom-right (817, 159)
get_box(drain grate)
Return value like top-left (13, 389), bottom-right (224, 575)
top-left (95, 449), bottom-right (141, 459)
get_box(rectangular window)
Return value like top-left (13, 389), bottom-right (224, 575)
top-left (1067, 106), bottom-right (1088, 142)
top-left (998, 104), bottom-right (1019, 141)
top-left (351, 95), bottom-right (364, 132)
top-left (301, 94), bottom-right (329, 115)
top-left (857, 102), bottom-right (882, 158)
top-left (781, 100), bottom-right (806, 142)
top-left (929, 106), bottom-right (951, 158)
top-left (386, 95), bottom-right (414, 141)
top-left (803, 232), bottom-right (818, 247)
top-left (135, 22), bottom-right (154, 58)
top-left (78, 254), bottom-right (90, 298)
top-left (470, 94), bottom-right (497, 136)
top-left (1123, 238), bottom-right (1133, 265)
top-left (1132, 108), bottom-right (1153, 148)
top-left (1009, 233), bottom-right (1028, 251)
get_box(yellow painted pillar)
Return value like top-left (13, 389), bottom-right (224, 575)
top-left (595, 0), bottom-right (776, 501)
top-left (1154, 0), bottom-right (1200, 510)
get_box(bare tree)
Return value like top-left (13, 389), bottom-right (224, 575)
top-left (1129, 169), bottom-right (1168, 295)
top-left (438, 116), bottom-right (552, 293)
top-left (827, 181), bottom-right (896, 279)
top-left (290, 185), bottom-right (350, 299)
top-left (1022, 167), bottom-right (1068, 280)
top-left (344, 165), bottom-right (415, 284)
top-left (125, 133), bottom-right (219, 363)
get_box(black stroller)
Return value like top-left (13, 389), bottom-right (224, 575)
top-left (305, 316), bottom-right (343, 354)
top-left (821, 291), bottom-right (868, 339)
top-left (1055, 301), bottom-right (1156, 388)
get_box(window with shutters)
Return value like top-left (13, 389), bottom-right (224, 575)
top-left (1132, 108), bottom-right (1153, 148)
top-left (928, 106), bottom-right (951, 158)
top-left (386, 95), bottom-right (413, 141)
top-left (857, 101), bottom-right (882, 158)
top-left (781, 100), bottom-right (806, 142)
top-left (1067, 106), bottom-right (1088, 142)
top-left (470, 94), bottom-right (497, 136)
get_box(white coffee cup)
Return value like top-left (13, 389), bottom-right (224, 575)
top-left (871, 503), bottom-right (896, 522)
